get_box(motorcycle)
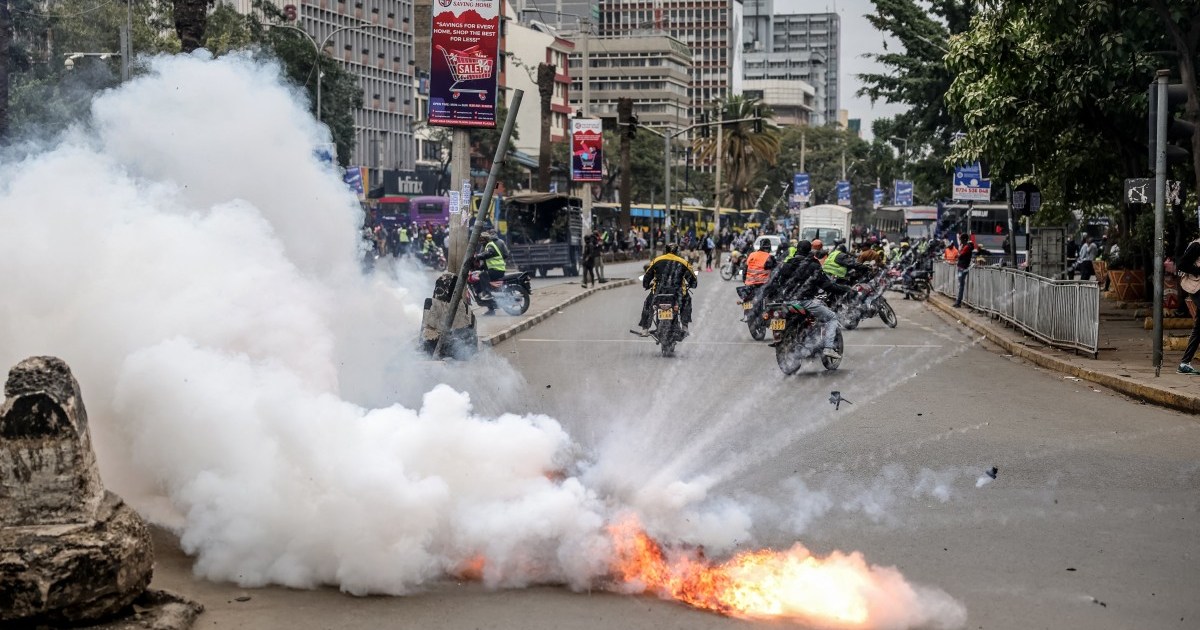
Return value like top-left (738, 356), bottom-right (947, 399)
top-left (888, 265), bottom-right (931, 301)
top-left (762, 300), bottom-right (844, 375)
top-left (720, 251), bottom-right (746, 282)
top-left (418, 246), bottom-right (448, 271)
top-left (467, 265), bottom-right (532, 316)
top-left (837, 272), bottom-right (898, 330)
top-left (650, 292), bottom-right (687, 356)
top-left (735, 284), bottom-right (768, 341)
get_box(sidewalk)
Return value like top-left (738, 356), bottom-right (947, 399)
top-left (926, 293), bottom-right (1200, 414)
top-left (474, 260), bottom-right (648, 345)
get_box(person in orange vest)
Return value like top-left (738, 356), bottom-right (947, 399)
top-left (740, 240), bottom-right (777, 321)
top-left (944, 239), bottom-right (960, 263)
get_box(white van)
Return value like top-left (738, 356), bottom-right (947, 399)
top-left (754, 235), bottom-right (782, 255)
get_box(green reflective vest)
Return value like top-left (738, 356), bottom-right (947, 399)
top-left (785, 245), bottom-right (798, 262)
top-left (485, 241), bottom-right (506, 272)
top-left (822, 250), bottom-right (848, 278)
top-left (398, 227), bottom-right (410, 243)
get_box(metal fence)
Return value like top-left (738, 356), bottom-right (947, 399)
top-left (932, 261), bottom-right (1100, 356)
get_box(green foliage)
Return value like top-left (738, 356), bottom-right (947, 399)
top-left (692, 94), bottom-right (780, 210)
top-left (751, 125), bottom-right (871, 215)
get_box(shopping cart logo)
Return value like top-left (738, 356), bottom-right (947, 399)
top-left (436, 44), bottom-right (493, 100)
top-left (579, 150), bottom-right (596, 169)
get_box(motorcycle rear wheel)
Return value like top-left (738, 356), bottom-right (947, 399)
top-left (749, 317), bottom-right (766, 341)
top-left (658, 323), bottom-right (676, 357)
top-left (911, 283), bottom-right (930, 301)
top-left (499, 286), bottom-right (531, 316)
top-left (878, 298), bottom-right (898, 328)
top-left (720, 263), bottom-right (734, 281)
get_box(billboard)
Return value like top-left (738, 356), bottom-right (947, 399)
top-left (570, 118), bottom-right (603, 182)
top-left (952, 162), bottom-right (991, 201)
top-left (791, 173), bottom-right (810, 208)
top-left (873, 187), bottom-right (883, 209)
top-left (894, 180), bottom-right (914, 206)
top-left (428, 0), bottom-right (500, 128)
top-left (836, 180), bottom-right (851, 206)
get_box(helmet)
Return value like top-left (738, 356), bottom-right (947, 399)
top-left (425, 234), bottom-right (433, 240)
top-left (811, 239), bottom-right (823, 251)
top-left (794, 240), bottom-right (813, 257)
top-left (758, 240), bottom-right (771, 251)
top-left (900, 241), bottom-right (911, 248)
top-left (665, 243), bottom-right (679, 255)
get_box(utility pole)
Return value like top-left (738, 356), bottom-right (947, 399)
top-left (1152, 69), bottom-right (1168, 376)
top-left (536, 62), bottom-right (555, 191)
top-left (579, 18), bottom-right (593, 234)
top-left (799, 131), bottom-right (806, 172)
top-left (618, 97), bottom-right (633, 235)
top-left (714, 103), bottom-right (723, 239)
top-left (0, 0), bottom-right (11, 142)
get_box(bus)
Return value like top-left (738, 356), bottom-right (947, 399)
top-left (937, 201), bottom-right (1026, 263)
top-left (372, 195), bottom-right (452, 227)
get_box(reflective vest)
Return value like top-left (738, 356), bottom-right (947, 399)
top-left (745, 251), bottom-right (772, 285)
top-left (485, 241), bottom-right (506, 272)
top-left (785, 245), bottom-right (798, 262)
top-left (944, 245), bottom-right (959, 262)
top-left (398, 227), bottom-right (409, 243)
top-left (822, 250), bottom-right (849, 278)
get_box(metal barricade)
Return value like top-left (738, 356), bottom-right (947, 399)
top-left (932, 261), bottom-right (1099, 356)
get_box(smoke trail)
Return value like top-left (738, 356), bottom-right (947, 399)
top-left (0, 52), bottom-right (964, 628)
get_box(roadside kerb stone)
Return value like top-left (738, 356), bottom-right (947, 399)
top-left (926, 296), bottom-right (1200, 414)
top-left (481, 278), bottom-right (638, 346)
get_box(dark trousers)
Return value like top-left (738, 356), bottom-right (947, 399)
top-left (1076, 260), bottom-right (1095, 281)
top-left (582, 262), bottom-right (595, 286)
top-left (472, 269), bottom-right (505, 298)
top-left (1183, 294), bottom-right (1200, 365)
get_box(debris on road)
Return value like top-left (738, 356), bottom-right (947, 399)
top-left (986, 466), bottom-right (998, 479)
top-left (828, 391), bottom-right (853, 410)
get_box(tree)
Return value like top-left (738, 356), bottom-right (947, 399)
top-left (174, 0), bottom-right (213, 53)
top-left (693, 94), bottom-right (780, 212)
top-left (470, 99), bottom-right (523, 190)
top-left (750, 125), bottom-right (872, 217)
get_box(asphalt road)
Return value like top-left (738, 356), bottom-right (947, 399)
top-left (150, 273), bottom-right (1200, 630)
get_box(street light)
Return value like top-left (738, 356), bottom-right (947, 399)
top-left (271, 22), bottom-right (388, 124)
top-left (888, 135), bottom-right (909, 180)
top-left (63, 52), bottom-right (120, 71)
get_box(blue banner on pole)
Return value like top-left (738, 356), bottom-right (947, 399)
top-left (836, 180), bottom-right (851, 207)
top-left (791, 173), bottom-right (810, 209)
top-left (343, 166), bottom-right (364, 197)
top-left (873, 187), bottom-right (883, 209)
top-left (952, 162), bottom-right (991, 201)
top-left (894, 180), bottom-right (914, 206)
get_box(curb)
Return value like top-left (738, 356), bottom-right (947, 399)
top-left (926, 296), bottom-right (1200, 414)
top-left (481, 278), bottom-right (638, 346)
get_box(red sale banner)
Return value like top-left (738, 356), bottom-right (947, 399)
top-left (428, 0), bottom-right (500, 128)
top-left (571, 118), bottom-right (603, 182)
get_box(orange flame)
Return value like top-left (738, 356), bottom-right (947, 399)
top-left (608, 517), bottom-right (872, 626)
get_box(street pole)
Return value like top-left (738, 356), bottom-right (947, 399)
top-left (1006, 183), bottom-right (1017, 269)
top-left (664, 127), bottom-right (672, 244)
top-left (580, 19), bottom-right (593, 235)
top-left (714, 106), bottom-right (723, 240)
top-left (1152, 69), bottom-right (1168, 377)
top-left (800, 131), bottom-right (806, 172)
top-left (120, 0), bottom-right (131, 81)
top-left (447, 129), bottom-right (472, 271)
top-left (435, 89), bottom-right (523, 359)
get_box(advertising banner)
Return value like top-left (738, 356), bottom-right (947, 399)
top-left (343, 166), bottom-right (367, 200)
top-left (429, 0), bottom-right (500, 128)
top-left (791, 173), bottom-right (810, 208)
top-left (952, 162), bottom-right (991, 201)
top-left (570, 118), bottom-right (603, 182)
top-left (894, 180), bottom-right (914, 206)
top-left (873, 187), bottom-right (883, 209)
top-left (836, 180), bottom-right (851, 206)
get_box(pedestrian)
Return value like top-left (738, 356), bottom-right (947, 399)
top-left (581, 233), bottom-right (598, 288)
top-left (1175, 236), bottom-right (1200, 374)
top-left (1075, 236), bottom-right (1098, 281)
top-left (702, 233), bottom-right (715, 271)
top-left (953, 233), bottom-right (975, 308)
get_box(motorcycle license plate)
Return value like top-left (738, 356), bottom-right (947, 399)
top-left (742, 301), bottom-right (752, 310)
top-left (657, 309), bottom-right (674, 320)
top-left (769, 319), bottom-right (786, 331)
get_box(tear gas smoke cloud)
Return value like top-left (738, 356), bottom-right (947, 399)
top-left (0, 52), bottom-right (964, 627)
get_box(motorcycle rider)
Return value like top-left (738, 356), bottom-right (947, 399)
top-left (471, 231), bottom-right (507, 316)
top-left (741, 239), bottom-right (777, 321)
top-left (632, 243), bottom-right (698, 337)
top-left (762, 239), bottom-right (851, 360)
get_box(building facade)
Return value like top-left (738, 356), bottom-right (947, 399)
top-left (566, 34), bottom-right (692, 131)
top-left (740, 7), bottom-right (839, 126)
top-left (741, 78), bottom-right (816, 127)
top-left (504, 20), bottom-right (574, 157)
top-left (224, 0), bottom-right (420, 190)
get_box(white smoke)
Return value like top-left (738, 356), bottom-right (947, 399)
top-left (0, 52), bottom-right (964, 628)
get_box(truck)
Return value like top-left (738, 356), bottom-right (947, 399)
top-left (796, 204), bottom-right (852, 244)
top-left (497, 192), bottom-right (583, 277)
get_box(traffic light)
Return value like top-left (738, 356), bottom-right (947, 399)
top-left (1148, 80), bottom-right (1195, 172)
top-left (617, 97), bottom-right (634, 138)
top-left (699, 114), bottom-right (710, 138)
top-left (753, 107), bottom-right (763, 133)
top-left (627, 114), bottom-right (638, 138)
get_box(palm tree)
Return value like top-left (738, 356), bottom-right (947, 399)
top-left (693, 94), bottom-right (780, 213)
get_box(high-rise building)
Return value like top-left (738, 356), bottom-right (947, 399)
top-left (742, 50), bottom-right (827, 125)
top-left (742, 78), bottom-right (817, 127)
top-left (566, 35), bottom-right (692, 131)
top-left (744, 9), bottom-right (839, 125)
top-left (596, 0), bottom-right (744, 122)
top-left (224, 0), bottom-right (419, 190)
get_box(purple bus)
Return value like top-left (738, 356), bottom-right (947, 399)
top-left (373, 195), bottom-right (450, 228)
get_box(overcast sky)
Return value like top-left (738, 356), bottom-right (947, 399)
top-left (774, 0), bottom-right (909, 138)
